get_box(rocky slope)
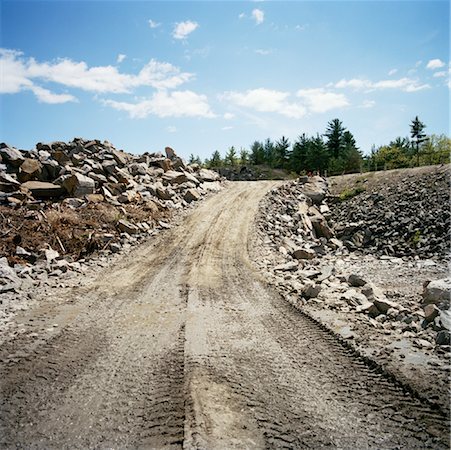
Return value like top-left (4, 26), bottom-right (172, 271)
top-left (328, 165), bottom-right (450, 259)
top-left (252, 169), bottom-right (450, 411)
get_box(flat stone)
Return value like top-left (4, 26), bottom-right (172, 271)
top-left (22, 181), bottom-right (65, 199)
top-left (117, 219), bottom-right (139, 234)
top-left (184, 188), bottom-right (201, 202)
top-left (292, 248), bottom-right (316, 260)
top-left (348, 274), bottom-right (367, 287)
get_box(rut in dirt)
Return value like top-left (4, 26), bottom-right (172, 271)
top-left (0, 181), bottom-right (449, 449)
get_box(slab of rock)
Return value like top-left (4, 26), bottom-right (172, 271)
top-left (311, 216), bottom-right (334, 239)
top-left (424, 304), bottom-right (440, 323)
top-left (184, 188), bottom-right (201, 202)
top-left (348, 274), bottom-right (367, 287)
top-left (274, 261), bottom-right (298, 272)
top-left (117, 219), bottom-right (139, 234)
top-left (197, 168), bottom-right (220, 182)
top-left (0, 144), bottom-right (25, 167)
top-left (292, 248), bottom-right (316, 260)
top-left (62, 173), bottom-right (95, 197)
top-left (22, 181), bottom-right (65, 199)
top-left (18, 158), bottom-right (43, 182)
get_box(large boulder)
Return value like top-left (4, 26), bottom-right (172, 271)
top-left (184, 188), bottom-right (201, 203)
top-left (422, 278), bottom-right (450, 309)
top-left (0, 144), bottom-right (25, 167)
top-left (301, 176), bottom-right (328, 205)
top-left (197, 168), bottom-right (220, 182)
top-left (18, 158), bottom-right (43, 182)
top-left (62, 173), bottom-right (95, 198)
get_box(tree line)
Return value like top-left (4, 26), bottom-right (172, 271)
top-left (189, 117), bottom-right (450, 175)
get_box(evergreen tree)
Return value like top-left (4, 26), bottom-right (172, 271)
top-left (410, 116), bottom-right (427, 166)
top-left (342, 130), bottom-right (362, 173)
top-left (289, 133), bottom-right (309, 173)
top-left (250, 141), bottom-right (265, 165)
top-left (325, 118), bottom-right (346, 159)
top-left (264, 139), bottom-right (276, 167)
top-left (305, 134), bottom-right (329, 174)
top-left (275, 136), bottom-right (290, 169)
top-left (209, 150), bottom-right (222, 168)
top-left (225, 146), bottom-right (238, 167)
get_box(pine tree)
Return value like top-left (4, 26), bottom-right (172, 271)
top-left (289, 133), bottom-right (309, 173)
top-left (410, 116), bottom-right (427, 166)
top-left (275, 136), bottom-right (290, 169)
top-left (239, 148), bottom-right (249, 165)
top-left (250, 141), bottom-right (265, 165)
top-left (325, 118), bottom-right (346, 159)
top-left (209, 150), bottom-right (222, 168)
top-left (225, 146), bottom-right (238, 167)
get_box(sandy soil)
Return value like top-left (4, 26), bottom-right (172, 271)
top-left (0, 181), bottom-right (449, 449)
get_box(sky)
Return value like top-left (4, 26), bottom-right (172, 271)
top-left (0, 0), bottom-right (449, 160)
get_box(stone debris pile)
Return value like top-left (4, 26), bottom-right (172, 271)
top-left (0, 138), bottom-right (223, 322)
top-left (254, 175), bottom-right (451, 353)
top-left (329, 166), bottom-right (450, 259)
top-left (0, 139), bottom-right (221, 207)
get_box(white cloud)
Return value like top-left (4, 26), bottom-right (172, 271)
top-left (426, 59), bottom-right (445, 70)
top-left (173, 21), bottom-right (199, 40)
top-left (251, 9), bottom-right (264, 25)
top-left (166, 126), bottom-right (177, 133)
top-left (238, 12), bottom-right (245, 19)
top-left (361, 99), bottom-right (376, 109)
top-left (116, 54), bottom-right (126, 64)
top-left (223, 112), bottom-right (235, 120)
top-left (433, 71), bottom-right (447, 78)
top-left (103, 90), bottom-right (215, 119)
top-left (148, 19), bottom-right (161, 29)
top-left (296, 88), bottom-right (349, 113)
top-left (221, 88), bottom-right (306, 118)
top-left (222, 126), bottom-right (233, 131)
top-left (0, 49), bottom-right (194, 96)
top-left (335, 77), bottom-right (430, 92)
top-left (29, 85), bottom-right (77, 104)
top-left (255, 49), bottom-right (272, 55)
top-left (388, 68), bottom-right (397, 76)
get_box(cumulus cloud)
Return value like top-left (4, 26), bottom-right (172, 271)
top-left (30, 85), bottom-right (77, 104)
top-left (0, 48), bottom-right (194, 96)
top-left (388, 68), bottom-right (397, 76)
top-left (103, 90), bottom-right (215, 119)
top-left (238, 12), bottom-right (245, 19)
top-left (426, 59), bottom-right (445, 70)
top-left (251, 9), bottom-right (264, 25)
top-left (173, 21), bottom-right (199, 40)
top-left (223, 112), bottom-right (235, 120)
top-left (116, 54), bottom-right (126, 64)
top-left (334, 77), bottom-right (430, 92)
top-left (296, 88), bottom-right (349, 113)
top-left (148, 19), bottom-right (161, 29)
top-left (432, 71), bottom-right (447, 78)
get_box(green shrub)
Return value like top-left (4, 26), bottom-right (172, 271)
top-left (339, 186), bottom-right (366, 201)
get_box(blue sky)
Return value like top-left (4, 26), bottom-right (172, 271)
top-left (0, 1), bottom-right (449, 160)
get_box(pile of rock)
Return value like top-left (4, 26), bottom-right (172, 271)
top-left (0, 138), bottom-right (223, 296)
top-left (329, 167), bottom-right (450, 259)
top-left (254, 175), bottom-right (451, 349)
top-left (0, 139), bottom-right (221, 208)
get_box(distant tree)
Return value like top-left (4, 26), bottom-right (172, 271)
top-left (208, 150), bottom-right (222, 168)
top-left (275, 136), bottom-right (290, 169)
top-left (225, 146), bottom-right (238, 167)
top-left (290, 133), bottom-right (309, 173)
top-left (239, 148), bottom-right (249, 165)
top-left (250, 141), bottom-right (265, 165)
top-left (325, 118), bottom-right (346, 159)
top-left (188, 154), bottom-right (196, 164)
top-left (305, 135), bottom-right (329, 174)
top-left (263, 139), bottom-right (276, 167)
top-left (342, 130), bottom-right (362, 173)
top-left (410, 116), bottom-right (427, 166)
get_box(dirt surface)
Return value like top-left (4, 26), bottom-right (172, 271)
top-left (0, 181), bottom-right (449, 449)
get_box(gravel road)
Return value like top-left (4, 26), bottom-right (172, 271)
top-left (0, 181), bottom-right (448, 449)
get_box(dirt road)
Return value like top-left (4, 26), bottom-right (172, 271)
top-left (0, 182), bottom-right (448, 449)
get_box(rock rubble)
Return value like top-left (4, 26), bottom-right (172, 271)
top-left (329, 166), bottom-right (450, 259)
top-left (253, 172), bottom-right (450, 407)
top-left (0, 138), bottom-right (223, 332)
